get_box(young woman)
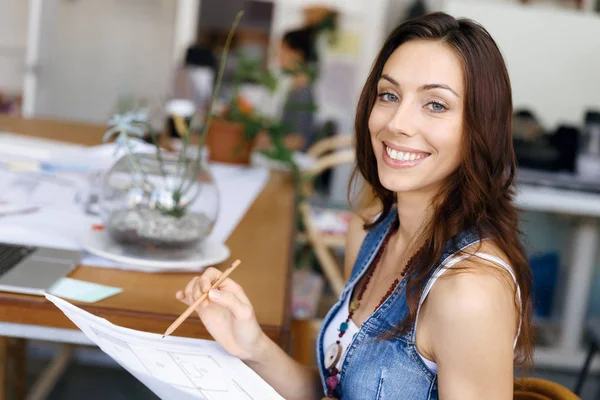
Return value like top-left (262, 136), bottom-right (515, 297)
top-left (275, 25), bottom-right (319, 151)
top-left (253, 25), bottom-right (320, 152)
top-left (176, 12), bottom-right (532, 400)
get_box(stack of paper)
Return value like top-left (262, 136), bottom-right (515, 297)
top-left (46, 294), bottom-right (284, 400)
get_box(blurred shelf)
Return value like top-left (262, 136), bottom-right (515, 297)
top-left (516, 184), bottom-right (600, 217)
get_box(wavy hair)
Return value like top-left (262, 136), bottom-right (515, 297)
top-left (350, 12), bottom-right (533, 366)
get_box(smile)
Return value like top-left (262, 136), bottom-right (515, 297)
top-left (383, 143), bottom-right (430, 168)
top-left (385, 146), bottom-right (428, 161)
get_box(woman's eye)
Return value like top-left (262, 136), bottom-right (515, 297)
top-left (427, 101), bottom-right (447, 112)
top-left (377, 92), bottom-right (398, 102)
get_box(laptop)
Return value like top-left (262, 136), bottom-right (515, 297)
top-left (0, 242), bottom-right (79, 295)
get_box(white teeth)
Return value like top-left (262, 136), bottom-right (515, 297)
top-left (385, 145), bottom-right (427, 162)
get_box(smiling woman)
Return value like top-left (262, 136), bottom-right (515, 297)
top-left (336, 11), bottom-right (532, 399)
top-left (369, 41), bottom-right (465, 195)
top-left (174, 12), bottom-right (532, 400)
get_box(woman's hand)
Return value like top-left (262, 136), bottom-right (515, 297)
top-left (177, 268), bottom-right (323, 400)
top-left (176, 267), bottom-right (267, 361)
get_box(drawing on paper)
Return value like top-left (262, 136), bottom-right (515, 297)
top-left (46, 294), bottom-right (283, 400)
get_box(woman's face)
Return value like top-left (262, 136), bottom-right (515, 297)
top-left (368, 40), bottom-right (465, 197)
top-left (278, 41), bottom-right (303, 70)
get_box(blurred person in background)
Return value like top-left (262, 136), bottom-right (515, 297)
top-left (256, 8), bottom-right (337, 152)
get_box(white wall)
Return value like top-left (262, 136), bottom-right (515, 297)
top-left (0, 0), bottom-right (28, 95)
top-left (440, 0), bottom-right (600, 129)
top-left (173, 0), bottom-right (201, 67)
top-left (386, 0), bottom-right (416, 34)
top-left (432, 0), bottom-right (585, 10)
top-left (31, 0), bottom-right (177, 124)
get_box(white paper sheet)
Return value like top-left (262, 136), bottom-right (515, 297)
top-left (0, 132), bottom-right (86, 160)
top-left (0, 168), bottom-right (88, 209)
top-left (45, 294), bottom-right (284, 400)
top-left (0, 208), bottom-right (100, 251)
top-left (207, 163), bottom-right (270, 243)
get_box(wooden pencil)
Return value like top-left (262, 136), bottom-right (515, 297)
top-left (163, 259), bottom-right (242, 338)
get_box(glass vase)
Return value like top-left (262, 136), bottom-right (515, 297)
top-left (99, 151), bottom-right (219, 249)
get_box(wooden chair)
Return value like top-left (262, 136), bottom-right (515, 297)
top-left (514, 377), bottom-right (580, 400)
top-left (297, 134), bottom-right (354, 297)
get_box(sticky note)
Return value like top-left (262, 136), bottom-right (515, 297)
top-left (48, 277), bottom-right (123, 303)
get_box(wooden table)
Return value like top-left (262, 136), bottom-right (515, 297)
top-left (0, 115), bottom-right (297, 398)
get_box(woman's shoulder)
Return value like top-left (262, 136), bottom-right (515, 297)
top-left (428, 240), bottom-right (518, 322)
top-left (419, 242), bottom-right (520, 388)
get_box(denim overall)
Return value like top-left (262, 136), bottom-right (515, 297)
top-left (316, 208), bottom-right (481, 399)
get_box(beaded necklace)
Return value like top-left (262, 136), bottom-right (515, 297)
top-left (323, 221), bottom-right (421, 398)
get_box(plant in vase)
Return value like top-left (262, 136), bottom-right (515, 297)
top-left (99, 12), bottom-right (243, 250)
top-left (207, 52), bottom-right (320, 170)
top-left (206, 53), bottom-right (280, 165)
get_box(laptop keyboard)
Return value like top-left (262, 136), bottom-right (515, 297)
top-left (0, 244), bottom-right (37, 277)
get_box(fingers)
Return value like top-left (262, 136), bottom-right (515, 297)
top-left (175, 266), bottom-right (252, 307)
top-left (208, 289), bottom-right (254, 322)
top-left (196, 267), bottom-right (219, 292)
top-left (197, 267), bottom-right (251, 306)
top-left (183, 277), bottom-right (199, 305)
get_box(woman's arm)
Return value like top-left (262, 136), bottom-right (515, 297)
top-left (176, 270), bottom-right (323, 400)
top-left (247, 334), bottom-right (323, 400)
top-left (255, 212), bottom-right (374, 397)
top-left (254, 210), bottom-right (371, 397)
top-left (177, 213), bottom-right (374, 399)
top-left (418, 258), bottom-right (518, 400)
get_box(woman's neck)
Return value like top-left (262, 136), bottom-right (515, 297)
top-left (394, 190), bottom-right (435, 249)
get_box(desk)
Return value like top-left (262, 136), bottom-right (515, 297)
top-left (517, 184), bottom-right (600, 369)
top-left (0, 116), bottom-right (296, 397)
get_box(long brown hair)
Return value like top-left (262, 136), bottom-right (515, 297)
top-left (350, 12), bottom-right (533, 366)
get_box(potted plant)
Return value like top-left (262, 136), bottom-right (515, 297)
top-left (206, 54), bottom-right (278, 164)
top-left (98, 12), bottom-right (243, 250)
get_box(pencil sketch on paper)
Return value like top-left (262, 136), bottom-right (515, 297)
top-left (45, 294), bottom-right (284, 400)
